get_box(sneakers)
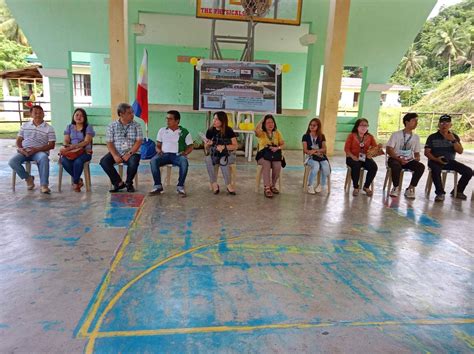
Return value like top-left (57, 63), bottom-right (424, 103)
top-left (307, 185), bottom-right (316, 195)
top-left (389, 187), bottom-right (399, 197)
top-left (26, 176), bottom-right (35, 190)
top-left (451, 191), bottom-right (467, 200)
top-left (404, 187), bottom-right (416, 199)
top-left (315, 184), bottom-right (322, 193)
top-left (176, 186), bottom-right (186, 197)
top-left (40, 186), bottom-right (51, 194)
top-left (126, 183), bottom-right (135, 193)
top-left (149, 185), bottom-right (164, 196)
top-left (435, 194), bottom-right (445, 202)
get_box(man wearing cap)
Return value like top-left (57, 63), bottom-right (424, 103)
top-left (386, 113), bottom-right (425, 199)
top-left (424, 114), bottom-right (472, 201)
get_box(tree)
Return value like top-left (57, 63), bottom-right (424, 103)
top-left (0, 0), bottom-right (28, 45)
top-left (432, 24), bottom-right (469, 78)
top-left (399, 45), bottom-right (427, 77)
top-left (0, 34), bottom-right (29, 71)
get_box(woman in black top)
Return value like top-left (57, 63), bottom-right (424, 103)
top-left (204, 111), bottom-right (238, 195)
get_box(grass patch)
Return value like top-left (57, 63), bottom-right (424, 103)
top-left (0, 122), bottom-right (20, 139)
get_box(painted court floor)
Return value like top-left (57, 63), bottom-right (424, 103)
top-left (0, 140), bottom-right (473, 353)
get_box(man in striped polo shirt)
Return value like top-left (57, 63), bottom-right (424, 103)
top-left (9, 105), bottom-right (56, 193)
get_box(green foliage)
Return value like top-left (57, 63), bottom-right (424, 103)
top-left (0, 34), bottom-right (29, 71)
top-left (0, 0), bottom-right (28, 45)
top-left (411, 73), bottom-right (474, 113)
top-left (390, 0), bottom-right (473, 105)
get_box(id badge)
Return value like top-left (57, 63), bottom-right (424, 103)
top-left (311, 144), bottom-right (319, 150)
top-left (399, 149), bottom-right (412, 160)
top-left (359, 153), bottom-right (366, 162)
top-left (122, 142), bottom-right (128, 150)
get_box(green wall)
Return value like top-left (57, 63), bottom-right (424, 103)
top-left (6, 0), bottom-right (437, 150)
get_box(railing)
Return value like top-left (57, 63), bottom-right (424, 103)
top-left (0, 100), bottom-right (52, 128)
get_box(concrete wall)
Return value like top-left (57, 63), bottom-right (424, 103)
top-left (5, 0), bottom-right (436, 149)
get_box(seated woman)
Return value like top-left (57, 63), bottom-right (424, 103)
top-left (60, 108), bottom-right (95, 192)
top-left (302, 118), bottom-right (330, 194)
top-left (204, 111), bottom-right (238, 195)
top-left (344, 118), bottom-right (381, 196)
top-left (255, 114), bottom-right (285, 198)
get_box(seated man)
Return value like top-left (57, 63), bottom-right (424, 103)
top-left (149, 110), bottom-right (193, 197)
top-left (100, 103), bottom-right (143, 193)
top-left (424, 114), bottom-right (472, 201)
top-left (386, 113), bottom-right (425, 199)
top-left (9, 105), bottom-right (56, 194)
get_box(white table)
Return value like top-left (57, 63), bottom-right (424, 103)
top-left (234, 129), bottom-right (255, 162)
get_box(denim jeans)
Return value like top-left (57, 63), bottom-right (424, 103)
top-left (150, 153), bottom-right (189, 187)
top-left (61, 153), bottom-right (92, 184)
top-left (306, 159), bottom-right (330, 187)
top-left (9, 152), bottom-right (50, 186)
top-left (99, 152), bottom-right (140, 186)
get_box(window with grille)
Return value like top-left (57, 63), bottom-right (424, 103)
top-left (73, 74), bottom-right (91, 96)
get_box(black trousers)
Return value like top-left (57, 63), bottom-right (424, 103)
top-left (428, 159), bottom-right (472, 195)
top-left (387, 158), bottom-right (425, 188)
top-left (346, 157), bottom-right (378, 189)
top-left (99, 152), bottom-right (140, 187)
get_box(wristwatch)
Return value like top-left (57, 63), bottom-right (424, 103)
top-left (451, 140), bottom-right (457, 144)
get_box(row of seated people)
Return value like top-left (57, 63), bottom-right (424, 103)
top-left (8, 105), bottom-right (472, 201)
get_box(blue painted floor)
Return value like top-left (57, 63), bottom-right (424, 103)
top-left (0, 141), bottom-right (473, 353)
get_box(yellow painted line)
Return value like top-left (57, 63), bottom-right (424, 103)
top-left (77, 197), bottom-right (146, 338)
top-left (84, 318), bottom-right (474, 339)
top-left (453, 329), bottom-right (474, 349)
top-left (85, 234), bottom-right (248, 353)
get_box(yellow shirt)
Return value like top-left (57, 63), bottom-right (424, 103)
top-left (256, 130), bottom-right (284, 151)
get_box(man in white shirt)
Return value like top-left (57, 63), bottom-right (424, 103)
top-left (9, 105), bottom-right (56, 194)
top-left (386, 113), bottom-right (425, 199)
top-left (149, 110), bottom-right (193, 197)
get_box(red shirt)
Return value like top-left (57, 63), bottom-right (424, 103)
top-left (344, 132), bottom-right (377, 157)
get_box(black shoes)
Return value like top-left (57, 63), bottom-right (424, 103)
top-left (109, 182), bottom-right (135, 193)
top-left (451, 191), bottom-right (467, 200)
top-left (109, 182), bottom-right (126, 193)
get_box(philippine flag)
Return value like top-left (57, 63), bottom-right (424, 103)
top-left (132, 49), bottom-right (148, 125)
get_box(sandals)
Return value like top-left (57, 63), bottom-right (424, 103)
top-left (270, 186), bottom-right (279, 194)
top-left (363, 187), bottom-right (373, 197)
top-left (264, 186), bottom-right (273, 198)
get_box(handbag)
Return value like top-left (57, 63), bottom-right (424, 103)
top-left (262, 147), bottom-right (282, 162)
top-left (61, 147), bottom-right (85, 160)
top-left (210, 145), bottom-right (229, 166)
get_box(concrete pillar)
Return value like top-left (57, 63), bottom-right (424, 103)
top-left (358, 89), bottom-right (382, 137)
top-left (318, 0), bottom-right (351, 155)
top-left (303, 23), bottom-right (323, 118)
top-left (109, 0), bottom-right (129, 119)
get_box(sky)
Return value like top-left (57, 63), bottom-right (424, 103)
top-left (429, 0), bottom-right (465, 18)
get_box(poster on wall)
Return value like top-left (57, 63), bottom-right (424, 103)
top-left (194, 60), bottom-right (281, 113)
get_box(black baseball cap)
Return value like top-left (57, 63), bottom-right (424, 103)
top-left (439, 114), bottom-right (452, 122)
